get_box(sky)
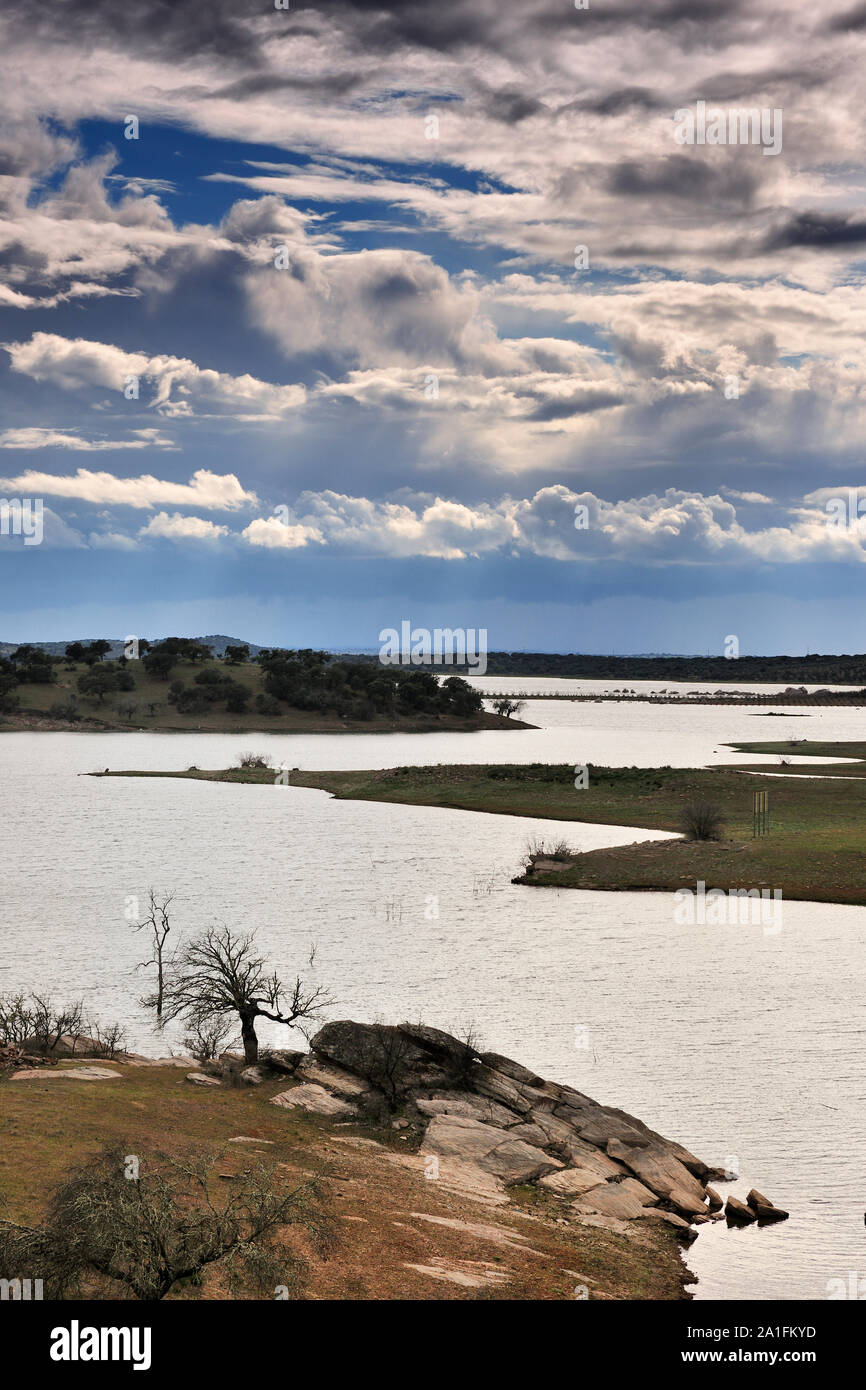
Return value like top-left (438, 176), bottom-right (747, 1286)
top-left (1, 0), bottom-right (866, 654)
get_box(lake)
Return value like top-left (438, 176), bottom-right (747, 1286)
top-left (2, 688), bottom-right (864, 1300)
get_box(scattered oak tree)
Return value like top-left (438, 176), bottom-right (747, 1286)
top-left (491, 697), bottom-right (525, 719)
top-left (150, 925), bottom-right (330, 1063)
top-left (0, 1146), bottom-right (333, 1300)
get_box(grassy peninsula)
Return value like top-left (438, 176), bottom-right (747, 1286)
top-left (97, 748), bottom-right (866, 905)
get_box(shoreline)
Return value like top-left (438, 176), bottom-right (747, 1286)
top-left (476, 690), bottom-right (866, 707)
top-left (5, 1020), bottom-right (780, 1299)
top-left (1, 709), bottom-right (535, 736)
top-left (91, 752), bottom-right (866, 907)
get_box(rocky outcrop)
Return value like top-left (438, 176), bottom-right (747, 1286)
top-left (423, 1114), bottom-right (562, 1184)
top-left (260, 1049), bottom-right (305, 1076)
top-left (11, 1064), bottom-right (121, 1081)
top-left (725, 1196), bottom-right (757, 1225)
top-left (746, 1189), bottom-right (789, 1223)
top-left (271, 1082), bottom-right (357, 1118)
top-left (1, 1043), bottom-right (55, 1074)
top-left (263, 1021), bottom-right (789, 1243)
top-left (20, 1032), bottom-right (102, 1057)
top-left (3, 1036), bottom-right (128, 1073)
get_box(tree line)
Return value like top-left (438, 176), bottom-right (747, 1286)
top-left (1, 638), bottom-right (485, 722)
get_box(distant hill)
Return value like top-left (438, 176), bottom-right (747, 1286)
top-left (0, 635), bottom-right (265, 660)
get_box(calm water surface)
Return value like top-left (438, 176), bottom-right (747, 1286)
top-left (1, 693), bottom-right (864, 1300)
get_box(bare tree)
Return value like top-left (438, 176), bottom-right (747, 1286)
top-left (0, 994), bottom-right (128, 1060)
top-left (88, 1020), bottom-right (129, 1060)
top-left (150, 925), bottom-right (330, 1063)
top-left (0, 992), bottom-right (31, 1047)
top-left (19, 994), bottom-right (83, 1055)
top-left (183, 1019), bottom-right (235, 1063)
top-left (133, 890), bottom-right (174, 1019)
top-left (0, 1146), bottom-right (333, 1300)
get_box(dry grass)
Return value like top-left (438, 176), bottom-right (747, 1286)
top-left (0, 1061), bottom-right (692, 1301)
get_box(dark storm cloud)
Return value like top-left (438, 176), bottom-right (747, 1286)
top-left (763, 212), bottom-right (866, 251)
top-left (305, 0), bottom-right (753, 68)
top-left (310, 0), bottom-right (504, 57)
top-left (527, 389), bottom-right (625, 421)
top-left (4, 0), bottom-right (265, 67)
top-left (564, 87), bottom-right (665, 117)
top-left (693, 64), bottom-right (833, 104)
top-left (609, 156), bottom-right (760, 206)
top-left (213, 71), bottom-right (364, 102)
top-left (480, 87), bottom-right (546, 125)
top-left (825, 1), bottom-right (866, 31)
top-left (0, 150), bottom-right (33, 176)
top-left (0, 241), bottom-right (49, 276)
top-left (533, 0), bottom-right (751, 48)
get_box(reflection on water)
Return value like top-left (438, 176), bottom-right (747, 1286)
top-left (2, 702), bottom-right (864, 1301)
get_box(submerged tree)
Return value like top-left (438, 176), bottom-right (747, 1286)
top-left (149, 925), bottom-right (330, 1063)
top-left (0, 1146), bottom-right (333, 1300)
top-left (132, 890), bottom-right (174, 1019)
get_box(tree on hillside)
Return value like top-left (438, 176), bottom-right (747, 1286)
top-left (77, 669), bottom-right (115, 704)
top-left (143, 645), bottom-right (176, 680)
top-left (224, 644), bottom-right (250, 664)
top-left (143, 638), bottom-right (212, 681)
top-left (150, 925), bottom-right (330, 1063)
top-left (224, 680), bottom-right (250, 713)
top-left (10, 645), bottom-right (55, 683)
top-left (11, 644), bottom-right (48, 665)
top-left (0, 660), bottom-right (19, 712)
top-left (0, 1146), bottom-right (333, 1300)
